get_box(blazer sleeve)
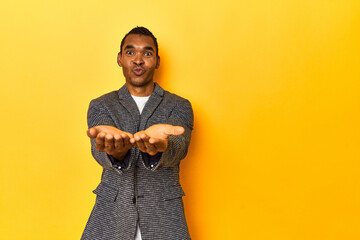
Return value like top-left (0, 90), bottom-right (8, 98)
top-left (87, 99), bottom-right (131, 174)
top-left (152, 99), bottom-right (194, 170)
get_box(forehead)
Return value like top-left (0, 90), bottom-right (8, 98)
top-left (122, 34), bottom-right (156, 50)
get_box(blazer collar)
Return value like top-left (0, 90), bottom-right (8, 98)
top-left (117, 84), bottom-right (140, 125)
top-left (139, 83), bottom-right (164, 130)
top-left (117, 82), bottom-right (164, 99)
top-left (117, 83), bottom-right (165, 130)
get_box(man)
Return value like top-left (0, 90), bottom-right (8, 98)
top-left (81, 27), bottom-right (193, 240)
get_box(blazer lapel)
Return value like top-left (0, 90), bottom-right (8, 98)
top-left (117, 85), bottom-right (141, 129)
top-left (139, 83), bottom-right (164, 130)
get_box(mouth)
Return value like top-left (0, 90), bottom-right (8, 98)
top-left (132, 68), bottom-right (145, 76)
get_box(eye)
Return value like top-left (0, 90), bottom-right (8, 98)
top-left (144, 52), bottom-right (152, 56)
top-left (126, 51), bottom-right (134, 56)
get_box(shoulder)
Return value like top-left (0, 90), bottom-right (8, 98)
top-left (159, 89), bottom-right (194, 129)
top-left (89, 90), bottom-right (119, 107)
top-left (161, 89), bottom-right (194, 118)
top-left (154, 83), bottom-right (193, 117)
top-left (162, 89), bottom-right (192, 107)
top-left (155, 83), bottom-right (191, 104)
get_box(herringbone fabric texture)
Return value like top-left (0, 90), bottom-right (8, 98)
top-left (81, 83), bottom-right (193, 240)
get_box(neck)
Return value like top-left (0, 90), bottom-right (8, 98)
top-left (126, 82), bottom-right (154, 97)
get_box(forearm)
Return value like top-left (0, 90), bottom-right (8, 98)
top-left (87, 99), bottom-right (132, 173)
top-left (152, 100), bottom-right (194, 170)
top-left (90, 138), bottom-right (114, 170)
top-left (90, 138), bottom-right (133, 173)
top-left (156, 129), bottom-right (191, 169)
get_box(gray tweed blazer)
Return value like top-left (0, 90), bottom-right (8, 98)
top-left (81, 83), bottom-right (193, 240)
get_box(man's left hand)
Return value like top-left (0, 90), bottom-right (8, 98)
top-left (130, 124), bottom-right (184, 156)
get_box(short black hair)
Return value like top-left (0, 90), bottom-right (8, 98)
top-left (120, 26), bottom-right (159, 57)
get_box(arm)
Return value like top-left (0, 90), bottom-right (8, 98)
top-left (131, 99), bottom-right (194, 170)
top-left (87, 99), bottom-right (133, 172)
top-left (160, 99), bottom-right (194, 168)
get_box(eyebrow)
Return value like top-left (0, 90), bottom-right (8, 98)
top-left (124, 45), bottom-right (135, 50)
top-left (124, 45), bottom-right (154, 52)
top-left (144, 46), bottom-right (155, 52)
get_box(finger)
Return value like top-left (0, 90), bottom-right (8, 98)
top-left (150, 138), bottom-right (167, 152)
top-left (130, 131), bottom-right (141, 144)
top-left (134, 136), bottom-right (147, 152)
top-left (132, 131), bottom-right (143, 143)
top-left (105, 134), bottom-right (115, 152)
top-left (136, 140), bottom-right (147, 152)
top-left (169, 126), bottom-right (185, 136)
top-left (87, 127), bottom-right (99, 138)
top-left (122, 134), bottom-right (135, 148)
top-left (140, 133), bottom-right (150, 141)
top-left (148, 137), bottom-right (159, 145)
top-left (95, 132), bottom-right (106, 151)
top-left (121, 133), bottom-right (131, 145)
top-left (124, 132), bottom-right (135, 145)
top-left (162, 125), bottom-right (185, 137)
top-left (143, 138), bottom-right (157, 156)
top-left (114, 134), bottom-right (124, 149)
top-left (124, 132), bottom-right (134, 139)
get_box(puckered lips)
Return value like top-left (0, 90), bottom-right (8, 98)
top-left (132, 67), bottom-right (145, 76)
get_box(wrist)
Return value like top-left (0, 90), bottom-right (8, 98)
top-left (111, 150), bottom-right (128, 161)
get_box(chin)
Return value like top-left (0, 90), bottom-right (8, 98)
top-left (128, 78), bottom-right (152, 87)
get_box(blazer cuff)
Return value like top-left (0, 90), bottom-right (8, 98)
top-left (141, 152), bottom-right (163, 170)
top-left (107, 151), bottom-right (131, 172)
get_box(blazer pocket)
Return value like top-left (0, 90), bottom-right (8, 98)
top-left (93, 182), bottom-right (119, 202)
top-left (162, 184), bottom-right (185, 201)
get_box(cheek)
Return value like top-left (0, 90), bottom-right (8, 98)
top-left (146, 60), bottom-right (157, 69)
top-left (122, 67), bottom-right (129, 77)
top-left (121, 64), bottom-right (131, 72)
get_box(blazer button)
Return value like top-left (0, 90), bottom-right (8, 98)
top-left (132, 197), bottom-right (136, 204)
top-left (115, 165), bottom-right (122, 174)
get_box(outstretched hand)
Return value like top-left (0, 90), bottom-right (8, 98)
top-left (130, 124), bottom-right (184, 156)
top-left (87, 124), bottom-right (184, 158)
top-left (87, 125), bottom-right (134, 160)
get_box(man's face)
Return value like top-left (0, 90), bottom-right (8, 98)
top-left (117, 34), bottom-right (160, 88)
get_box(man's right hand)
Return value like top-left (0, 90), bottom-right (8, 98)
top-left (87, 125), bottom-right (134, 161)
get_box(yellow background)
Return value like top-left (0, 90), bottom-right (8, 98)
top-left (1, 0), bottom-right (359, 239)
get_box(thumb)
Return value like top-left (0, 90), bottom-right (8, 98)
top-left (165, 125), bottom-right (185, 136)
top-left (87, 127), bottom-right (99, 138)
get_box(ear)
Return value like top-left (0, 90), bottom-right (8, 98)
top-left (117, 52), bottom-right (122, 67)
top-left (156, 56), bottom-right (160, 69)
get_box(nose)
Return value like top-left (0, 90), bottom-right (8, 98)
top-left (133, 53), bottom-right (144, 66)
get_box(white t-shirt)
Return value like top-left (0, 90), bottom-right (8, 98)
top-left (131, 94), bottom-right (150, 240)
top-left (131, 95), bottom-right (150, 114)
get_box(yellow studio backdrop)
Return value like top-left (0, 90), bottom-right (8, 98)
top-left (1, 0), bottom-right (359, 239)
